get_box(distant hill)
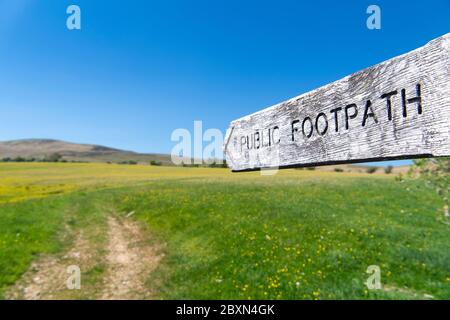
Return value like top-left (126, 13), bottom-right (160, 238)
top-left (0, 139), bottom-right (177, 165)
top-left (0, 139), bottom-right (410, 173)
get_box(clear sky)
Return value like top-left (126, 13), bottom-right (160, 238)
top-left (0, 0), bottom-right (448, 166)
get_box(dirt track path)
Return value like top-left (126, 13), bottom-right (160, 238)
top-left (101, 217), bottom-right (162, 299)
top-left (6, 216), bottom-right (162, 300)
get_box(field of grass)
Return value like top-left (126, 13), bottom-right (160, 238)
top-left (0, 163), bottom-right (448, 299)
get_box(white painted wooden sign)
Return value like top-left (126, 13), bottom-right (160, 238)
top-left (224, 33), bottom-right (450, 172)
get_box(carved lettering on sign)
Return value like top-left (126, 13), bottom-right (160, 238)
top-left (224, 33), bottom-right (450, 172)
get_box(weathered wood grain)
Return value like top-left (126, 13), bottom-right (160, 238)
top-left (224, 33), bottom-right (450, 172)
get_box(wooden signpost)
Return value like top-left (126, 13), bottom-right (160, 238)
top-left (224, 33), bottom-right (450, 172)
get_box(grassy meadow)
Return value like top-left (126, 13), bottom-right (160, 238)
top-left (0, 163), bottom-right (448, 299)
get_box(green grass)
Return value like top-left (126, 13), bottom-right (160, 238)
top-left (115, 178), bottom-right (449, 299)
top-left (0, 163), bottom-right (448, 299)
top-left (0, 197), bottom-right (67, 298)
top-left (0, 191), bottom-right (113, 299)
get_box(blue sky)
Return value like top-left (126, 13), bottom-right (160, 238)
top-left (0, 0), bottom-right (448, 166)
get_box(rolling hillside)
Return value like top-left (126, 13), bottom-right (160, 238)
top-left (0, 139), bottom-right (410, 173)
top-left (0, 139), bottom-right (175, 165)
